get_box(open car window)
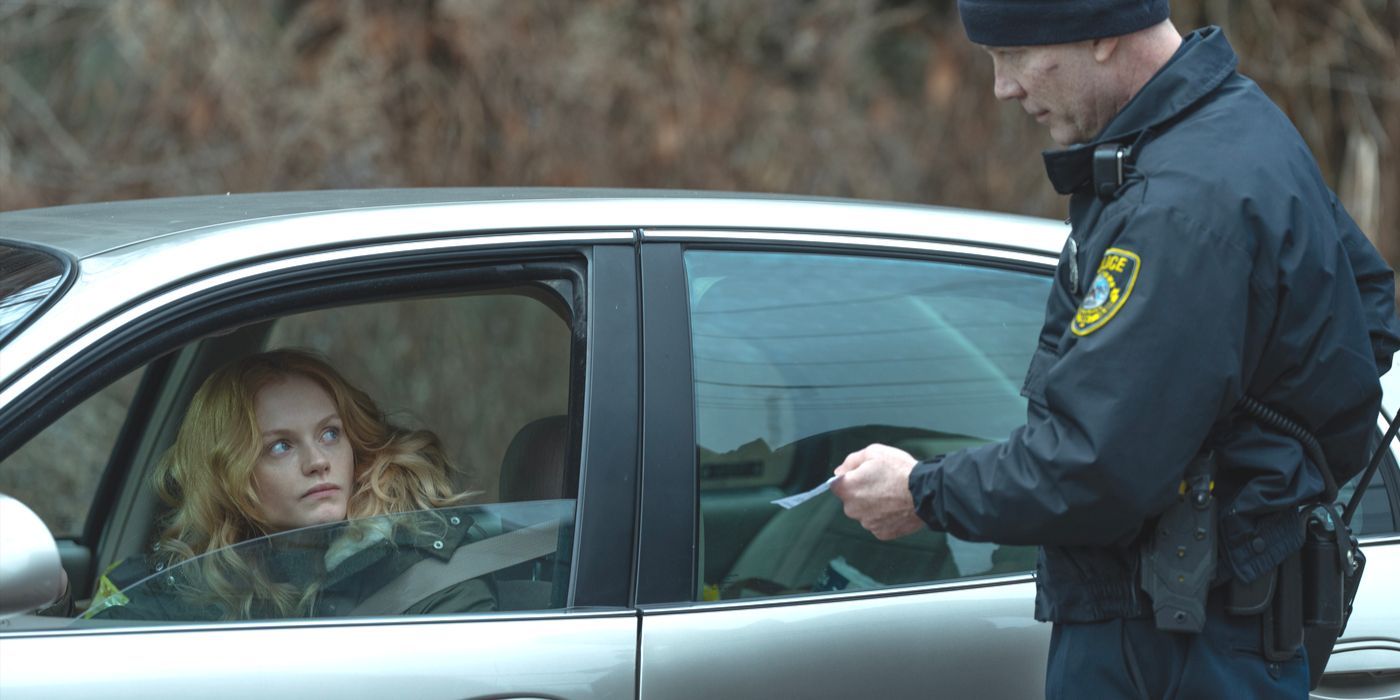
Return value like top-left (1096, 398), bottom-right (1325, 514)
top-left (83, 500), bottom-right (575, 624)
top-left (0, 258), bottom-right (585, 631)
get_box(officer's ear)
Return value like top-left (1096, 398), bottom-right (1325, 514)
top-left (1092, 36), bottom-right (1120, 64)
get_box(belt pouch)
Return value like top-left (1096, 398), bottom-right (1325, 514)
top-left (1225, 568), bottom-right (1274, 615)
top-left (1300, 503), bottom-right (1368, 689)
top-left (1301, 504), bottom-right (1344, 628)
top-left (1139, 452), bottom-right (1217, 633)
top-left (1262, 550), bottom-right (1303, 662)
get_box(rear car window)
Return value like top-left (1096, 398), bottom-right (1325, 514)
top-left (0, 243), bottom-right (72, 347)
top-left (688, 250), bottom-right (1051, 601)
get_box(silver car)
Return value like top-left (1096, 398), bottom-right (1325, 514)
top-left (0, 190), bottom-right (1396, 698)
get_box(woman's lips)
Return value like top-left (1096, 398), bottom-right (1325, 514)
top-left (302, 483), bottom-right (341, 499)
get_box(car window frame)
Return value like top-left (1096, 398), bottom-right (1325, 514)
top-left (0, 232), bottom-right (644, 634)
top-left (634, 231), bottom-right (1059, 607)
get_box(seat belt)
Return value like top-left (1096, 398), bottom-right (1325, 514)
top-left (350, 519), bottom-right (560, 616)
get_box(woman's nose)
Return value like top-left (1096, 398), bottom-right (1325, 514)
top-left (303, 445), bottom-right (331, 475)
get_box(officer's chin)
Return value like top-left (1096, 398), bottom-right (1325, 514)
top-left (1049, 129), bottom-right (1083, 148)
top-left (1045, 120), bottom-right (1090, 148)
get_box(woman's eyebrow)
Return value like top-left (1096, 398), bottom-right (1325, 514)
top-left (260, 413), bottom-right (340, 437)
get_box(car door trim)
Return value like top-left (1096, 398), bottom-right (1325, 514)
top-left (573, 244), bottom-right (641, 607)
top-left (0, 607), bottom-right (638, 639)
top-left (635, 242), bottom-right (698, 605)
top-left (641, 229), bottom-right (1059, 267)
top-left (636, 572), bottom-right (1038, 616)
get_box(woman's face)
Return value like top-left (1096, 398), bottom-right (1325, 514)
top-left (250, 374), bottom-right (354, 531)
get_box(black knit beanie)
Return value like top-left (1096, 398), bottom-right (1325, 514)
top-left (958, 0), bottom-right (1170, 47)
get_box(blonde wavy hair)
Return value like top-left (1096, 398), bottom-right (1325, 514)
top-left (151, 348), bottom-right (467, 618)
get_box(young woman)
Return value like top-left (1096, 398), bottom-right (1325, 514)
top-left (87, 349), bottom-right (494, 621)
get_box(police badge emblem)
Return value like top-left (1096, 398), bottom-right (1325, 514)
top-left (1071, 247), bottom-right (1140, 336)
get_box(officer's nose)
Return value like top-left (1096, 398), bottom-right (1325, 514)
top-left (993, 71), bottom-right (1024, 101)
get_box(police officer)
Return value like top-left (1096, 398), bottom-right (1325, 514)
top-left (829, 2), bottom-right (1400, 697)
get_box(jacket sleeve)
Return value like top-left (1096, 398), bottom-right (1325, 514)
top-left (33, 580), bottom-right (74, 617)
top-left (406, 577), bottom-right (497, 615)
top-left (909, 204), bottom-right (1251, 547)
top-left (1332, 192), bottom-right (1400, 375)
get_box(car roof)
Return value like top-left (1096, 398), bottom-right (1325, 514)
top-left (0, 188), bottom-right (1066, 260)
top-left (1, 189), bottom-right (1068, 398)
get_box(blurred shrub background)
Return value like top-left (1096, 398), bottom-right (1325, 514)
top-left (1, 0), bottom-right (1398, 536)
top-left (1, 0), bottom-right (1395, 263)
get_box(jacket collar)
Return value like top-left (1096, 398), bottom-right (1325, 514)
top-left (320, 510), bottom-right (476, 588)
top-left (1043, 26), bottom-right (1239, 195)
top-left (259, 510), bottom-right (476, 588)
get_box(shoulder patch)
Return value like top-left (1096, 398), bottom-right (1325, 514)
top-left (1071, 247), bottom-right (1140, 336)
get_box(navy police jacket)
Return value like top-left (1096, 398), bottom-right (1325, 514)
top-left (908, 27), bottom-right (1400, 623)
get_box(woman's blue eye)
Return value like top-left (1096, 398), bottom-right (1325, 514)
top-left (321, 427), bottom-right (341, 442)
top-left (268, 440), bottom-right (292, 456)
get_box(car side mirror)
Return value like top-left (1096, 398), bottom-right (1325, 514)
top-left (0, 493), bottom-right (63, 617)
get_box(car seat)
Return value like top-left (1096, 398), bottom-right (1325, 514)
top-left (722, 492), bottom-right (958, 596)
top-left (494, 414), bottom-right (572, 610)
top-left (498, 415), bottom-right (569, 502)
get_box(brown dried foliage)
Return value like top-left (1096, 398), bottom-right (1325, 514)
top-left (2, 0), bottom-right (1395, 263)
top-left (0, 0), bottom-right (1397, 536)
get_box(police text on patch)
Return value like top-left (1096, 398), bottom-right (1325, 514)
top-left (1071, 247), bottom-right (1140, 336)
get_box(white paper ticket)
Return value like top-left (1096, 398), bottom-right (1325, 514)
top-left (770, 475), bottom-right (842, 509)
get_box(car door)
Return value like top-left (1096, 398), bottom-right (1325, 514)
top-left (0, 230), bottom-right (641, 699)
top-left (633, 232), bottom-right (1058, 698)
top-left (631, 230), bottom-right (1400, 700)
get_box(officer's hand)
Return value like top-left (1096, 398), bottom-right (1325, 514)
top-left (830, 443), bottom-right (924, 541)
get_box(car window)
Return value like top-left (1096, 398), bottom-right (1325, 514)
top-left (1340, 439), bottom-right (1397, 536)
top-left (1, 271), bottom-right (582, 628)
top-left (0, 243), bottom-right (71, 347)
top-left (0, 367), bottom-right (145, 537)
top-left (81, 500), bottom-right (574, 623)
top-left (687, 250), bottom-right (1049, 600)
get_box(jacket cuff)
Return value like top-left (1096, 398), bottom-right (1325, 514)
top-left (1221, 507), bottom-right (1305, 583)
top-left (34, 579), bottom-right (74, 618)
top-left (908, 454), bottom-right (949, 531)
